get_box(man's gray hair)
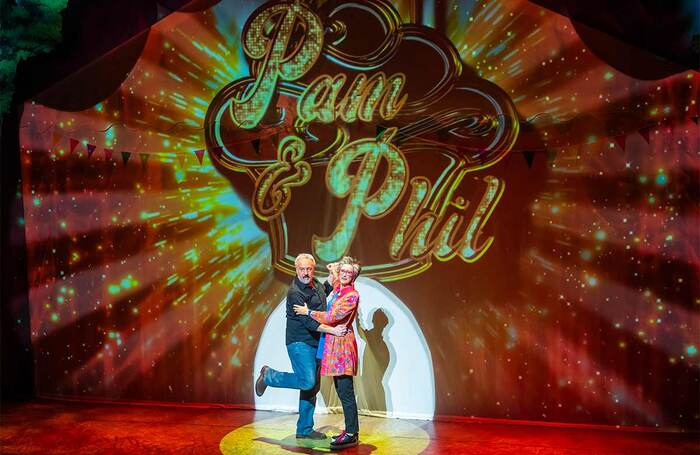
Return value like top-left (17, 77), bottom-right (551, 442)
top-left (294, 253), bottom-right (316, 267)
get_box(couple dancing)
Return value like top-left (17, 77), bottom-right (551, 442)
top-left (255, 253), bottom-right (361, 450)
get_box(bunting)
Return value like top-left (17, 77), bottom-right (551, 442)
top-left (194, 149), bottom-right (205, 165)
top-left (45, 111), bottom-right (699, 174)
top-left (69, 138), bottom-right (80, 154)
top-left (638, 126), bottom-right (651, 143)
top-left (121, 151), bottom-right (131, 166)
top-left (613, 134), bottom-right (626, 150)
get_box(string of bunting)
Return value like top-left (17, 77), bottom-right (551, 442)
top-left (501, 114), bottom-right (698, 168)
top-left (33, 111), bottom-right (700, 170)
top-left (40, 132), bottom-right (274, 167)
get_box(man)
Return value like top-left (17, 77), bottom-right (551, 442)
top-left (255, 253), bottom-right (345, 439)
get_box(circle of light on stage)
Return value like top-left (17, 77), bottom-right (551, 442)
top-left (219, 414), bottom-right (431, 454)
top-left (253, 277), bottom-right (435, 419)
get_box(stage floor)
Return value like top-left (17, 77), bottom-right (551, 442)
top-left (0, 400), bottom-right (697, 454)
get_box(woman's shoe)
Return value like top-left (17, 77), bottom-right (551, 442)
top-left (330, 431), bottom-right (343, 443)
top-left (330, 431), bottom-right (358, 449)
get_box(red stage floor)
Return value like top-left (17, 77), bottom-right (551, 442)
top-left (1, 400), bottom-right (697, 454)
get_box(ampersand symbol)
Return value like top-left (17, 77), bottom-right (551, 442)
top-left (253, 135), bottom-right (311, 221)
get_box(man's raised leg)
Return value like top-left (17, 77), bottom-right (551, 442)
top-left (262, 342), bottom-right (316, 390)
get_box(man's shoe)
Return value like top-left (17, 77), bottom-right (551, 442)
top-left (255, 366), bottom-right (269, 397)
top-left (296, 430), bottom-right (327, 439)
top-left (330, 431), bottom-right (358, 449)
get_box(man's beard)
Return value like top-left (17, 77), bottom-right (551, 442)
top-left (299, 275), bottom-right (312, 284)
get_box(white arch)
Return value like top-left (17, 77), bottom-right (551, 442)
top-left (252, 277), bottom-right (435, 420)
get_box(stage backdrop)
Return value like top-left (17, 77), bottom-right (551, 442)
top-left (18, 0), bottom-right (699, 430)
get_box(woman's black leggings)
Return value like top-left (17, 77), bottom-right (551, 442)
top-left (333, 375), bottom-right (359, 433)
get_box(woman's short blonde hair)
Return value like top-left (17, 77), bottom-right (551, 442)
top-left (338, 256), bottom-right (361, 281)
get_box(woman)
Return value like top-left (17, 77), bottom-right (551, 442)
top-left (293, 256), bottom-right (361, 450)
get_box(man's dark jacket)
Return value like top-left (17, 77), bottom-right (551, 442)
top-left (285, 276), bottom-right (333, 347)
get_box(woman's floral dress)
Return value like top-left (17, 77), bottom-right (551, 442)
top-left (309, 284), bottom-right (359, 376)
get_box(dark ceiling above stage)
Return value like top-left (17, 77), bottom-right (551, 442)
top-left (8, 0), bottom-right (700, 109)
top-left (8, 0), bottom-right (224, 111)
top-left (531, 0), bottom-right (699, 80)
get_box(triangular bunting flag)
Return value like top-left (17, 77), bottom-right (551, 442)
top-left (52, 131), bottom-right (62, 147)
top-left (176, 153), bottom-right (186, 167)
top-left (69, 138), bottom-right (80, 154)
top-left (194, 149), bottom-right (205, 165)
top-left (104, 148), bottom-right (113, 160)
top-left (121, 152), bottom-right (131, 166)
top-left (139, 153), bottom-right (150, 168)
top-left (638, 127), bottom-right (651, 143)
top-left (251, 138), bottom-right (261, 155)
top-left (690, 115), bottom-right (699, 125)
top-left (613, 134), bottom-right (626, 150)
top-left (523, 151), bottom-right (535, 168)
top-left (87, 144), bottom-right (97, 158)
